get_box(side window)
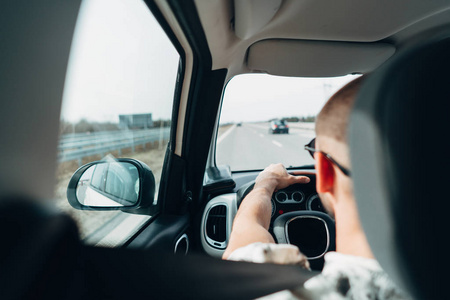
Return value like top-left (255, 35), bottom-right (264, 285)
top-left (56, 0), bottom-right (180, 241)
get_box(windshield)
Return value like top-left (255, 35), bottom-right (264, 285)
top-left (216, 74), bottom-right (359, 171)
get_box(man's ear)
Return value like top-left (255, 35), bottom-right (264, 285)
top-left (316, 152), bottom-right (335, 194)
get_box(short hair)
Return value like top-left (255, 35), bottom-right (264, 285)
top-left (316, 75), bottom-right (366, 143)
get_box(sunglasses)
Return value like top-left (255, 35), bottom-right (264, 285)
top-left (304, 138), bottom-right (351, 177)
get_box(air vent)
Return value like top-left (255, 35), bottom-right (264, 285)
top-left (205, 204), bottom-right (227, 249)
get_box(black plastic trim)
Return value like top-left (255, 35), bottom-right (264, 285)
top-left (126, 213), bottom-right (190, 252)
top-left (203, 165), bottom-right (236, 194)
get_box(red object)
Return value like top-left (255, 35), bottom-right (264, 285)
top-left (278, 210), bottom-right (284, 215)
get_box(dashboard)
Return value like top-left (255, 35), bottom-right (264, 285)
top-left (269, 179), bottom-right (325, 224)
top-left (200, 172), bottom-right (335, 270)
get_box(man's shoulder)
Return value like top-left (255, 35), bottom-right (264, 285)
top-left (227, 244), bottom-right (409, 300)
top-left (302, 252), bottom-right (409, 299)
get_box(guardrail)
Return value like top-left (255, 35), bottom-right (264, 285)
top-left (58, 128), bottom-right (170, 165)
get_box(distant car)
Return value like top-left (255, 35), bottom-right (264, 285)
top-left (269, 120), bottom-right (289, 134)
top-left (236, 122), bottom-right (242, 126)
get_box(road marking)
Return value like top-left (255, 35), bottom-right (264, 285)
top-left (259, 133), bottom-right (264, 138)
top-left (272, 140), bottom-right (283, 147)
top-left (217, 125), bottom-right (236, 145)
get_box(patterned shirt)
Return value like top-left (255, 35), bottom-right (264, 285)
top-left (227, 243), bottom-right (410, 300)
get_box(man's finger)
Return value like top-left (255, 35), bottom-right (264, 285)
top-left (291, 175), bottom-right (310, 184)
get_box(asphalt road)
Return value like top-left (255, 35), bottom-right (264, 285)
top-left (216, 122), bottom-right (316, 171)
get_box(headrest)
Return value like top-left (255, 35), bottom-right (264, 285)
top-left (349, 36), bottom-right (450, 299)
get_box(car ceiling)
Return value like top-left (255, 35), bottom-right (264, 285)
top-left (191, 0), bottom-right (450, 78)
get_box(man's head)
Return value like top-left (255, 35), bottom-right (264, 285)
top-left (313, 75), bottom-right (374, 258)
top-left (316, 76), bottom-right (365, 144)
top-left (315, 76), bottom-right (365, 171)
top-left (314, 76), bottom-right (365, 209)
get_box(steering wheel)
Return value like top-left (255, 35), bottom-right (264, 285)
top-left (235, 174), bottom-right (336, 271)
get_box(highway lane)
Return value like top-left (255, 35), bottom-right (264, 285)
top-left (216, 122), bottom-right (315, 171)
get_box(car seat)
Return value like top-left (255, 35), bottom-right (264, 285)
top-left (349, 33), bottom-right (450, 299)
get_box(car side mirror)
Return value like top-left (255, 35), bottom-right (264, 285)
top-left (67, 158), bottom-right (157, 214)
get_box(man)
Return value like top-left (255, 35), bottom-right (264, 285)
top-left (222, 76), bottom-right (408, 299)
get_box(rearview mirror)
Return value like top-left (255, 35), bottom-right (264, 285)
top-left (67, 158), bottom-right (156, 212)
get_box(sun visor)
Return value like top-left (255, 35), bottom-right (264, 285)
top-left (247, 39), bottom-right (395, 77)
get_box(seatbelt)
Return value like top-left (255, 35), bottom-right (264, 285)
top-left (82, 247), bottom-right (317, 300)
top-left (1, 199), bottom-right (317, 300)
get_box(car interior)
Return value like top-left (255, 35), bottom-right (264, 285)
top-left (1, 0), bottom-right (449, 299)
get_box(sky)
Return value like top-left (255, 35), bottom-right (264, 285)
top-left (61, 0), bottom-right (359, 125)
top-left (61, 0), bottom-right (179, 123)
top-left (220, 74), bottom-right (359, 124)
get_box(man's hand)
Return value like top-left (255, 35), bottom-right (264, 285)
top-left (255, 163), bottom-right (311, 195)
top-left (222, 164), bottom-right (310, 259)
